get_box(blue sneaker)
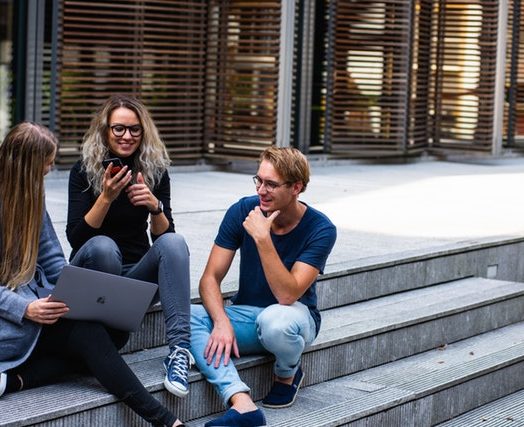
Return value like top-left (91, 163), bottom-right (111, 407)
top-left (262, 367), bottom-right (304, 408)
top-left (204, 408), bottom-right (267, 427)
top-left (163, 346), bottom-right (195, 397)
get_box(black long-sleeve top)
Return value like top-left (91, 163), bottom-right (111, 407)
top-left (66, 157), bottom-right (175, 265)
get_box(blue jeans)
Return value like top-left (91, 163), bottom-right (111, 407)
top-left (190, 302), bottom-right (316, 406)
top-left (71, 234), bottom-right (191, 350)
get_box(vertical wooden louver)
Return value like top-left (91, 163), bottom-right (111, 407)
top-left (34, 0), bottom-right (524, 164)
top-left (56, 0), bottom-right (208, 167)
top-left (41, 1), bottom-right (56, 128)
top-left (411, 0), bottom-right (433, 149)
top-left (324, 0), bottom-right (415, 156)
top-left (429, 0), bottom-right (499, 151)
top-left (204, 0), bottom-right (281, 160)
top-left (504, 0), bottom-right (523, 147)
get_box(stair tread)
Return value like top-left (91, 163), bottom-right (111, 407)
top-left (189, 321), bottom-right (524, 427)
top-left (317, 276), bottom-right (524, 345)
top-left (436, 389), bottom-right (524, 426)
top-left (1, 276), bottom-right (523, 425)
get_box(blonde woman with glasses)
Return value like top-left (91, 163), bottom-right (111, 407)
top-left (0, 122), bottom-right (186, 426)
top-left (66, 94), bottom-right (193, 399)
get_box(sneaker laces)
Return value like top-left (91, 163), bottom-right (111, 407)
top-left (167, 347), bottom-right (195, 381)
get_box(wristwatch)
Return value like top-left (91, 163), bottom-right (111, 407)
top-left (149, 200), bottom-right (163, 215)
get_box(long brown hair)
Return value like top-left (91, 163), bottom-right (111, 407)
top-left (0, 122), bottom-right (57, 289)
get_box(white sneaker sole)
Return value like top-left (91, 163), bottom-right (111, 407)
top-left (163, 377), bottom-right (189, 398)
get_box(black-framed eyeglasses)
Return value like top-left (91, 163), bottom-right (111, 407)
top-left (252, 175), bottom-right (290, 193)
top-left (110, 124), bottom-right (143, 138)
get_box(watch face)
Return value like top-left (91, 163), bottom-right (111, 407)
top-left (150, 200), bottom-right (163, 215)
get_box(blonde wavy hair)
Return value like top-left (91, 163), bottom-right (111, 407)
top-left (81, 94), bottom-right (170, 195)
top-left (0, 122), bottom-right (57, 289)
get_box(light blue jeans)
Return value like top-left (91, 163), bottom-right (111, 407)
top-left (71, 234), bottom-right (191, 350)
top-left (190, 302), bottom-right (317, 406)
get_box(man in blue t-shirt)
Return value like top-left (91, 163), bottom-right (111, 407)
top-left (190, 147), bottom-right (337, 427)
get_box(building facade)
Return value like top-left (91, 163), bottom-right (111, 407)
top-left (1, 0), bottom-right (523, 167)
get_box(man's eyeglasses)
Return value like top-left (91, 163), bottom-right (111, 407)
top-left (252, 175), bottom-right (290, 192)
top-left (110, 124), bottom-right (143, 138)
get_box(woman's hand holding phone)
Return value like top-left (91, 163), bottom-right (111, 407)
top-left (101, 160), bottom-right (133, 203)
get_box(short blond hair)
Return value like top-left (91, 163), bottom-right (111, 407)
top-left (259, 147), bottom-right (310, 193)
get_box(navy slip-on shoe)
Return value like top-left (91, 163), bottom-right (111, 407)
top-left (204, 408), bottom-right (266, 427)
top-left (262, 367), bottom-right (304, 409)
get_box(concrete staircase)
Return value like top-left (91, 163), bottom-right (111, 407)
top-left (436, 388), bottom-right (524, 426)
top-left (2, 238), bottom-right (524, 426)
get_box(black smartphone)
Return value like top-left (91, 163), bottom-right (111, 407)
top-left (102, 158), bottom-right (124, 177)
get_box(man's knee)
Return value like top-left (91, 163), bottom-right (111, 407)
top-left (256, 304), bottom-right (292, 341)
top-left (256, 303), bottom-right (312, 348)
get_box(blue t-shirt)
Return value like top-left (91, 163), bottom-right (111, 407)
top-left (215, 195), bottom-right (337, 334)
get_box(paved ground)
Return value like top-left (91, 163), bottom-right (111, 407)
top-left (45, 158), bottom-right (524, 294)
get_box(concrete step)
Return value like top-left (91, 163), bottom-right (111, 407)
top-left (123, 235), bottom-right (524, 354)
top-left (123, 238), bottom-right (524, 354)
top-left (1, 277), bottom-right (524, 426)
top-left (436, 389), bottom-right (524, 426)
top-left (128, 278), bottom-right (515, 353)
top-left (189, 322), bottom-right (524, 427)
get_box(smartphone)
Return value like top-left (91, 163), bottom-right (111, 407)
top-left (102, 158), bottom-right (124, 177)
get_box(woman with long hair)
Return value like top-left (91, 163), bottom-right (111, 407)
top-left (0, 121), bottom-right (185, 426)
top-left (66, 94), bottom-right (193, 398)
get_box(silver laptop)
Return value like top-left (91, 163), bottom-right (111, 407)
top-left (47, 265), bottom-right (158, 332)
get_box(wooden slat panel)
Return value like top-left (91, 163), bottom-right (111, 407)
top-left (41, 0), bottom-right (515, 164)
top-left (324, 0), bottom-right (415, 155)
top-left (40, 0), bottom-right (59, 132)
top-left (412, 10), bottom-right (433, 153)
top-left (204, 1), bottom-right (281, 159)
top-left (504, 0), bottom-right (524, 147)
top-left (429, 0), bottom-right (499, 150)
top-left (55, 0), bottom-right (208, 167)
